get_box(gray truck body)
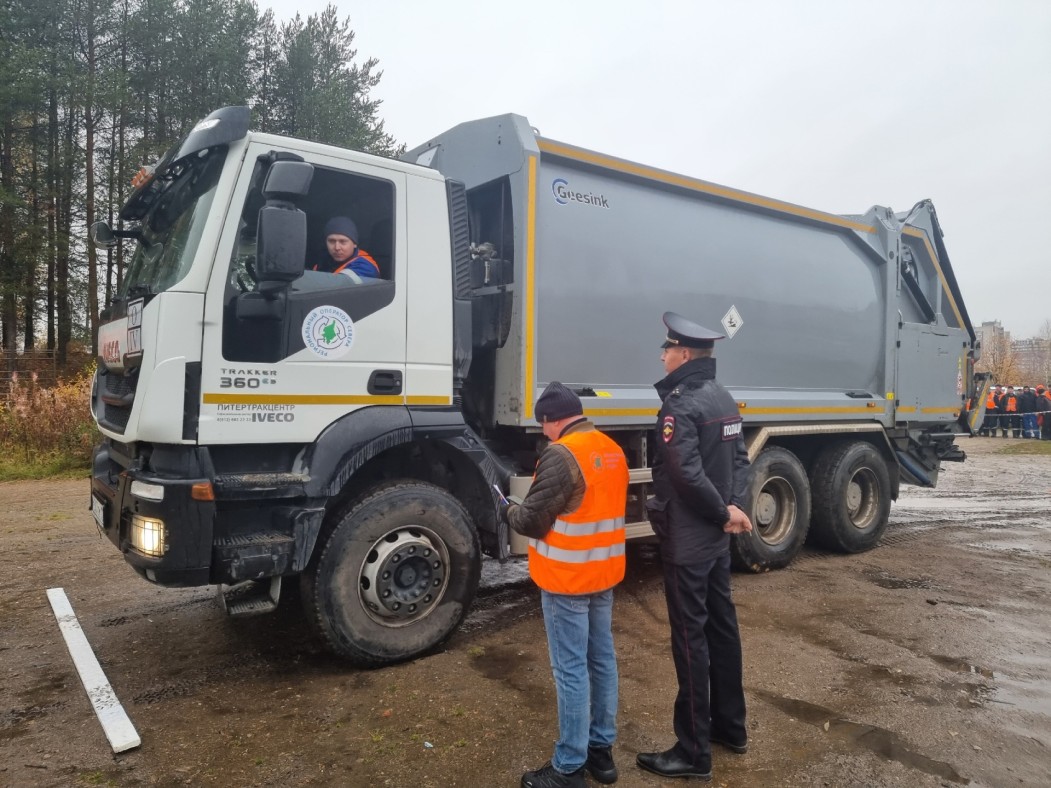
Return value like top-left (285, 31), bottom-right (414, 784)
top-left (406, 115), bottom-right (976, 457)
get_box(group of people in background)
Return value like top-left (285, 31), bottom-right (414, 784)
top-left (978, 384), bottom-right (1051, 439)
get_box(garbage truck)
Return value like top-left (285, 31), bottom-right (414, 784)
top-left (89, 106), bottom-right (985, 666)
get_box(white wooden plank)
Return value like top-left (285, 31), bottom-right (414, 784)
top-left (46, 587), bottom-right (141, 753)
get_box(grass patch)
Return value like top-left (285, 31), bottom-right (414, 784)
top-left (0, 453), bottom-right (90, 481)
top-left (996, 441), bottom-right (1051, 456)
top-left (80, 771), bottom-right (118, 787)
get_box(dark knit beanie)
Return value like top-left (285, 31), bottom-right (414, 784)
top-left (323, 216), bottom-right (359, 244)
top-left (534, 381), bottom-right (583, 422)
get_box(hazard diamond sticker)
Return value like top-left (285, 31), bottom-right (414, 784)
top-left (721, 305), bottom-right (743, 339)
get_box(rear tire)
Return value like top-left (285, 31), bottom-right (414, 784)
top-left (302, 481), bottom-right (480, 667)
top-left (809, 441), bottom-right (891, 553)
top-left (731, 447), bottom-right (811, 572)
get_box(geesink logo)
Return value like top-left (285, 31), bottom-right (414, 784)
top-left (552, 178), bottom-right (610, 209)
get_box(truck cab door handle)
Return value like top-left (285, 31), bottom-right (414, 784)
top-left (368, 370), bottom-right (403, 395)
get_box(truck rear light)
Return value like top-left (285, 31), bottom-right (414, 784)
top-left (130, 480), bottom-right (164, 502)
top-left (130, 516), bottom-right (165, 557)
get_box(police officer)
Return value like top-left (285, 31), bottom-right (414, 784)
top-left (637, 312), bottom-right (753, 782)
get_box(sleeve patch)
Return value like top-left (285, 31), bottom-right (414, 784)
top-left (722, 418), bottom-right (743, 441)
top-left (662, 415), bottom-right (676, 443)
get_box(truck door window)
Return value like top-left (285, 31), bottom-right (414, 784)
top-left (223, 157), bottom-right (398, 363)
top-left (228, 159), bottom-right (396, 293)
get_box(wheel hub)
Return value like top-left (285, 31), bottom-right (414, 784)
top-left (360, 528), bottom-right (448, 623)
top-left (754, 477), bottom-right (796, 545)
top-left (846, 481), bottom-right (863, 513)
top-left (756, 491), bottom-right (778, 525)
top-left (847, 469), bottom-right (879, 529)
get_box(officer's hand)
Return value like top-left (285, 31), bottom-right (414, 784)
top-left (724, 504), bottom-right (753, 534)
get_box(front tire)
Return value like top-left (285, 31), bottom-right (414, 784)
top-left (809, 441), bottom-right (891, 553)
top-left (302, 481), bottom-right (481, 667)
top-left (731, 447), bottom-right (811, 572)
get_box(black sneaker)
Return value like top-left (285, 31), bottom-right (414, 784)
top-left (586, 744), bottom-right (618, 784)
top-left (521, 761), bottom-right (586, 788)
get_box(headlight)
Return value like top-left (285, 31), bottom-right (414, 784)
top-left (130, 480), bottom-right (165, 502)
top-left (130, 516), bottom-right (165, 557)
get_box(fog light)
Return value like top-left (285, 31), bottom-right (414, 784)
top-left (130, 480), bottom-right (165, 502)
top-left (130, 515), bottom-right (166, 557)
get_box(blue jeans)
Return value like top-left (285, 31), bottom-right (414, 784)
top-left (541, 588), bottom-right (618, 773)
top-left (1023, 413), bottom-right (1038, 438)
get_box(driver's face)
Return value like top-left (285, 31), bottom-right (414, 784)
top-left (327, 233), bottom-right (356, 261)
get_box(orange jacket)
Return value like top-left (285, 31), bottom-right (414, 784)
top-left (313, 249), bottom-right (381, 277)
top-left (528, 428), bottom-right (629, 595)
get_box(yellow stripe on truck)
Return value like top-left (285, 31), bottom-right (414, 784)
top-left (536, 139), bottom-right (876, 235)
top-left (585, 406), bottom-right (885, 418)
top-left (524, 154), bottom-right (539, 421)
top-left (202, 394), bottom-right (451, 406)
top-left (739, 406), bottom-right (885, 415)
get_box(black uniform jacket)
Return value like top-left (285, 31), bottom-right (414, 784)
top-left (648, 357), bottom-right (751, 565)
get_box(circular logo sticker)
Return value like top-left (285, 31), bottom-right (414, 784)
top-left (302, 306), bottom-right (355, 359)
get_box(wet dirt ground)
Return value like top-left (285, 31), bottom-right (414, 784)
top-left (1, 437), bottom-right (1049, 787)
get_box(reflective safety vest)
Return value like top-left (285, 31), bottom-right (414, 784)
top-left (333, 250), bottom-right (380, 277)
top-left (528, 428), bottom-right (630, 595)
top-left (985, 392), bottom-right (997, 410)
top-left (313, 250), bottom-right (381, 277)
top-left (1005, 395), bottom-right (1018, 413)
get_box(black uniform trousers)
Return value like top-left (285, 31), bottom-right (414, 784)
top-left (661, 552), bottom-right (747, 769)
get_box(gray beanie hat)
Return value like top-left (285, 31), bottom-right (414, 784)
top-left (534, 381), bottom-right (583, 422)
top-left (323, 216), bottom-right (359, 243)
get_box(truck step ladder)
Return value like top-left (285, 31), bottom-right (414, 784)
top-left (219, 576), bottom-right (283, 616)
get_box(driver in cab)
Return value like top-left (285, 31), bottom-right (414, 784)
top-left (313, 216), bottom-right (380, 281)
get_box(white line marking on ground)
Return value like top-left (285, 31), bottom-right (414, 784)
top-left (46, 587), bottom-right (141, 753)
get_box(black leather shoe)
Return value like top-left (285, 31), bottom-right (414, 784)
top-left (586, 744), bottom-right (618, 784)
top-left (521, 761), bottom-right (586, 788)
top-left (710, 734), bottom-right (748, 754)
top-left (635, 749), bottom-right (712, 780)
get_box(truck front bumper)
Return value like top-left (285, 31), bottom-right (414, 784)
top-left (91, 441), bottom-right (215, 587)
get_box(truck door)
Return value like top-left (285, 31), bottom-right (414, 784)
top-left (895, 320), bottom-right (967, 425)
top-left (198, 143), bottom-right (408, 445)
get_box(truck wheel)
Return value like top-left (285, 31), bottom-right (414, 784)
top-left (302, 481), bottom-right (480, 667)
top-left (809, 441), bottom-right (891, 553)
top-left (731, 447), bottom-right (811, 572)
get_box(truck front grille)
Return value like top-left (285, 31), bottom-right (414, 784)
top-left (97, 367), bottom-right (138, 435)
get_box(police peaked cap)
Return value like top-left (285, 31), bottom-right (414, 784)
top-left (660, 311), bottom-right (725, 349)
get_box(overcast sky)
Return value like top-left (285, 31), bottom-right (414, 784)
top-left (262, 0), bottom-right (1050, 339)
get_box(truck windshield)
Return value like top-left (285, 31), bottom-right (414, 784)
top-left (119, 148), bottom-right (226, 299)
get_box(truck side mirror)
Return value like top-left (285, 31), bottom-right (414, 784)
top-left (255, 161), bottom-right (314, 295)
top-left (89, 221), bottom-right (117, 248)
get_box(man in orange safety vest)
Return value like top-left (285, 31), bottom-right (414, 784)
top-left (504, 382), bottom-right (629, 788)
